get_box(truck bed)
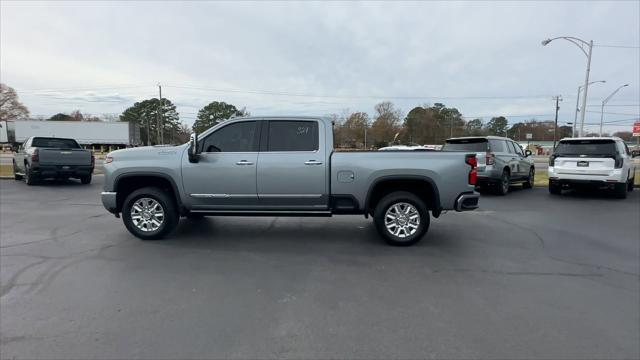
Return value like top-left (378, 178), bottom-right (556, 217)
top-left (330, 151), bottom-right (475, 211)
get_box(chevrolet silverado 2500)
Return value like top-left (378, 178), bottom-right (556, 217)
top-left (101, 116), bottom-right (479, 246)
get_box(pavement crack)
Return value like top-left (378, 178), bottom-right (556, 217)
top-left (0, 259), bottom-right (48, 298)
top-left (0, 230), bottom-right (82, 249)
top-left (432, 268), bottom-right (602, 278)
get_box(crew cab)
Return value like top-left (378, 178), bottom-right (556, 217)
top-left (13, 136), bottom-right (94, 185)
top-left (548, 137), bottom-right (636, 198)
top-left (101, 116), bottom-right (479, 246)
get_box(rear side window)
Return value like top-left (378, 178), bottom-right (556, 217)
top-left (31, 138), bottom-right (80, 148)
top-left (267, 121), bottom-right (318, 151)
top-left (555, 140), bottom-right (617, 156)
top-left (488, 139), bottom-right (507, 153)
top-left (201, 121), bottom-right (258, 152)
top-left (442, 138), bottom-right (488, 152)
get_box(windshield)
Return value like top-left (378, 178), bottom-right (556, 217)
top-left (555, 140), bottom-right (617, 156)
top-left (31, 138), bottom-right (80, 149)
top-left (442, 139), bottom-right (488, 152)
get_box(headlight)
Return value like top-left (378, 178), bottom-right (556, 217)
top-left (105, 156), bottom-right (114, 164)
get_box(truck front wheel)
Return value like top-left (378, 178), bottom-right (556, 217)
top-left (373, 191), bottom-right (430, 246)
top-left (122, 187), bottom-right (179, 240)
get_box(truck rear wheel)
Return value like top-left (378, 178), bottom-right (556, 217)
top-left (80, 174), bottom-right (92, 184)
top-left (24, 164), bottom-right (37, 186)
top-left (12, 161), bottom-right (23, 180)
top-left (122, 187), bottom-right (179, 240)
top-left (373, 191), bottom-right (429, 246)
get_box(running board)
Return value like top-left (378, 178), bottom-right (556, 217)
top-left (189, 210), bottom-right (333, 217)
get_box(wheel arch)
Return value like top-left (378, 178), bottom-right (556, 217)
top-left (113, 173), bottom-right (183, 214)
top-left (364, 175), bottom-right (441, 218)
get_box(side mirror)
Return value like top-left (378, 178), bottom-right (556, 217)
top-left (525, 149), bottom-right (532, 157)
top-left (188, 133), bottom-right (199, 163)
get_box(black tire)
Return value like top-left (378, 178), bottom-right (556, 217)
top-left (614, 183), bottom-right (627, 199)
top-left (12, 161), bottom-right (23, 180)
top-left (80, 174), bottom-right (92, 184)
top-left (496, 170), bottom-right (510, 196)
top-left (522, 167), bottom-right (535, 189)
top-left (373, 191), bottom-right (430, 246)
top-left (549, 181), bottom-right (561, 195)
top-left (24, 163), bottom-right (37, 186)
top-left (627, 177), bottom-right (634, 192)
top-left (122, 187), bottom-right (179, 240)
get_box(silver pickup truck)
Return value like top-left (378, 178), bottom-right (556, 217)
top-left (101, 116), bottom-right (479, 246)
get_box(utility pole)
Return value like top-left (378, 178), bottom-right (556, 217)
top-left (363, 122), bottom-right (367, 149)
top-left (552, 95), bottom-right (562, 151)
top-left (449, 115), bottom-right (453, 138)
top-left (146, 118), bottom-right (151, 146)
top-left (157, 84), bottom-right (163, 145)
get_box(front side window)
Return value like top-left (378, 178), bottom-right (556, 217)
top-left (267, 121), bottom-right (318, 151)
top-left (510, 142), bottom-right (524, 155)
top-left (200, 121), bottom-right (258, 153)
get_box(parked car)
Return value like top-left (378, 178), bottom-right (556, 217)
top-left (548, 137), bottom-right (636, 198)
top-left (442, 136), bottom-right (535, 195)
top-left (12, 136), bottom-right (94, 185)
top-left (101, 116), bottom-right (479, 246)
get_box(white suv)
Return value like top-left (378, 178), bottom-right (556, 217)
top-left (548, 137), bottom-right (636, 198)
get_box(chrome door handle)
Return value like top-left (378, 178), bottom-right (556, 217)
top-left (304, 160), bottom-right (323, 165)
top-left (235, 160), bottom-right (254, 165)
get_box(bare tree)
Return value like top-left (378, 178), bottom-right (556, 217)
top-left (0, 83), bottom-right (30, 121)
top-left (370, 101), bottom-right (402, 147)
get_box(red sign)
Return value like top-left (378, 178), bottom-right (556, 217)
top-left (633, 121), bottom-right (640, 137)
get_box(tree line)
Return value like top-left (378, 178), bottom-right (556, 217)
top-left (1, 83), bottom-right (635, 146)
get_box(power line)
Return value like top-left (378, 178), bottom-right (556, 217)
top-left (585, 104), bottom-right (640, 107)
top-left (586, 110), bottom-right (640, 116)
top-left (17, 84), bottom-right (152, 93)
top-left (594, 44), bottom-right (640, 49)
top-left (163, 84), bottom-right (556, 100)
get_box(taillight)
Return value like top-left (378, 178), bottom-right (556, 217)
top-left (485, 152), bottom-right (495, 165)
top-left (31, 148), bottom-right (39, 162)
top-left (466, 154), bottom-right (478, 186)
top-left (614, 155), bottom-right (623, 168)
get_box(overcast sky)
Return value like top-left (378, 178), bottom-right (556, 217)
top-left (1, 1), bottom-right (639, 134)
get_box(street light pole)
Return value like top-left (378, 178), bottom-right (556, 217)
top-left (573, 80), bottom-right (606, 137)
top-left (599, 84), bottom-right (629, 136)
top-left (542, 36), bottom-right (593, 137)
top-left (579, 40), bottom-right (593, 137)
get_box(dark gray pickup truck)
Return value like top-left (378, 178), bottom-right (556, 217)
top-left (13, 136), bottom-right (94, 185)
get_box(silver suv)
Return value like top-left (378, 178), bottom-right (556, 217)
top-left (442, 136), bottom-right (535, 195)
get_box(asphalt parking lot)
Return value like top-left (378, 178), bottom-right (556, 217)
top-left (1, 176), bottom-right (639, 359)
